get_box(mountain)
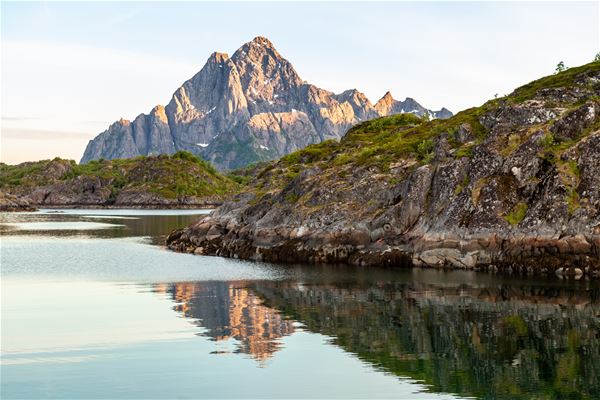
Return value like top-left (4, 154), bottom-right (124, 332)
top-left (0, 152), bottom-right (239, 208)
top-left (167, 61), bottom-right (600, 273)
top-left (81, 36), bottom-right (452, 170)
top-left (374, 91), bottom-right (453, 119)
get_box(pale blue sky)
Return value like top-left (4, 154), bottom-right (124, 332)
top-left (1, 1), bottom-right (598, 164)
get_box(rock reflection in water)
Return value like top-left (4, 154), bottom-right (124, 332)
top-left (151, 273), bottom-right (600, 398)
top-left (250, 280), bottom-right (600, 399)
top-left (154, 282), bottom-right (295, 361)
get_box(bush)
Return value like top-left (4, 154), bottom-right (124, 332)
top-left (416, 139), bottom-right (434, 163)
top-left (172, 151), bottom-right (217, 175)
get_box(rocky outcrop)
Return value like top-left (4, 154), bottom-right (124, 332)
top-left (167, 62), bottom-right (600, 276)
top-left (82, 36), bottom-right (452, 170)
top-left (0, 192), bottom-right (35, 211)
top-left (0, 153), bottom-right (239, 208)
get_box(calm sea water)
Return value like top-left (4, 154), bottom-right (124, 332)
top-left (1, 209), bottom-right (598, 399)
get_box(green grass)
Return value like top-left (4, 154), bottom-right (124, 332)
top-left (454, 175), bottom-right (470, 196)
top-left (0, 151), bottom-right (240, 201)
top-left (509, 61), bottom-right (600, 103)
top-left (284, 192), bottom-right (300, 204)
top-left (227, 174), bottom-right (253, 186)
top-left (503, 315), bottom-right (528, 336)
top-left (454, 145), bottom-right (474, 159)
top-left (280, 140), bottom-right (339, 166)
top-left (504, 202), bottom-right (528, 225)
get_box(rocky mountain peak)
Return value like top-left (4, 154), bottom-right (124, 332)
top-left (231, 36), bottom-right (302, 97)
top-left (208, 52), bottom-right (230, 64)
top-left (333, 89), bottom-right (378, 121)
top-left (251, 36), bottom-right (275, 48)
top-left (374, 92), bottom-right (396, 115)
top-left (81, 36), bottom-right (452, 169)
top-left (232, 36), bottom-right (283, 63)
top-left (150, 105), bottom-right (168, 123)
top-left (116, 118), bottom-right (130, 126)
top-left (381, 91), bottom-right (394, 101)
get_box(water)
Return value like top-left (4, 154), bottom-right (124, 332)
top-left (1, 210), bottom-right (598, 399)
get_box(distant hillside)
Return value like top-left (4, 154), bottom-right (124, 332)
top-left (0, 151), bottom-right (239, 209)
top-left (81, 36), bottom-right (452, 170)
top-left (168, 61), bottom-right (600, 273)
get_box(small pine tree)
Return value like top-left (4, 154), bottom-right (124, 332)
top-left (595, 52), bottom-right (600, 62)
top-left (555, 61), bottom-right (566, 73)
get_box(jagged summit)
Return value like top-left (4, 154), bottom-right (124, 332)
top-left (380, 91), bottom-right (394, 101)
top-left (209, 52), bottom-right (230, 63)
top-left (251, 35), bottom-right (275, 46)
top-left (81, 37), bottom-right (452, 170)
top-left (375, 92), bottom-right (451, 120)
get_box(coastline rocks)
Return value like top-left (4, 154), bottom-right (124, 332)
top-left (1, 154), bottom-right (237, 209)
top-left (0, 192), bottom-right (36, 212)
top-left (168, 65), bottom-right (600, 277)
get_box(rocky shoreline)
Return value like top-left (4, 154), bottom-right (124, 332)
top-left (0, 192), bottom-right (37, 212)
top-left (0, 203), bottom-right (220, 212)
top-left (0, 190), bottom-right (222, 212)
top-left (168, 63), bottom-right (600, 278)
top-left (167, 217), bottom-right (600, 277)
top-left (32, 203), bottom-right (219, 210)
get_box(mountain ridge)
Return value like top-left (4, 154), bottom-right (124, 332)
top-left (81, 36), bottom-right (452, 170)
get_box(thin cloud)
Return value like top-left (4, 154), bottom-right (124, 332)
top-left (1, 128), bottom-right (96, 141)
top-left (1, 116), bottom-right (43, 121)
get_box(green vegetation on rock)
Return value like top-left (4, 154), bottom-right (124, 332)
top-left (0, 151), bottom-right (240, 204)
top-left (168, 60), bottom-right (600, 281)
top-left (504, 203), bottom-right (528, 226)
top-left (511, 60), bottom-right (600, 103)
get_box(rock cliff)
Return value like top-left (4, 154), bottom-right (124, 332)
top-left (167, 62), bottom-right (600, 275)
top-left (82, 36), bottom-right (452, 170)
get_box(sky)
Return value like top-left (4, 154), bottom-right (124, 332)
top-left (1, 1), bottom-right (599, 164)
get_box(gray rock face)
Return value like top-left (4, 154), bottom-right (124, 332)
top-left (82, 37), bottom-right (452, 170)
top-left (167, 64), bottom-right (600, 274)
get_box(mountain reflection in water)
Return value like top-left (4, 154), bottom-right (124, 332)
top-left (154, 282), bottom-right (295, 362)
top-left (159, 278), bottom-right (600, 399)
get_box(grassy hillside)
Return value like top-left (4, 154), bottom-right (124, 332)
top-left (0, 151), bottom-right (240, 203)
top-left (246, 61), bottom-right (600, 194)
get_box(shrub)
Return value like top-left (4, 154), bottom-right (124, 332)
top-left (540, 132), bottom-right (556, 148)
top-left (416, 139), bottom-right (434, 163)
